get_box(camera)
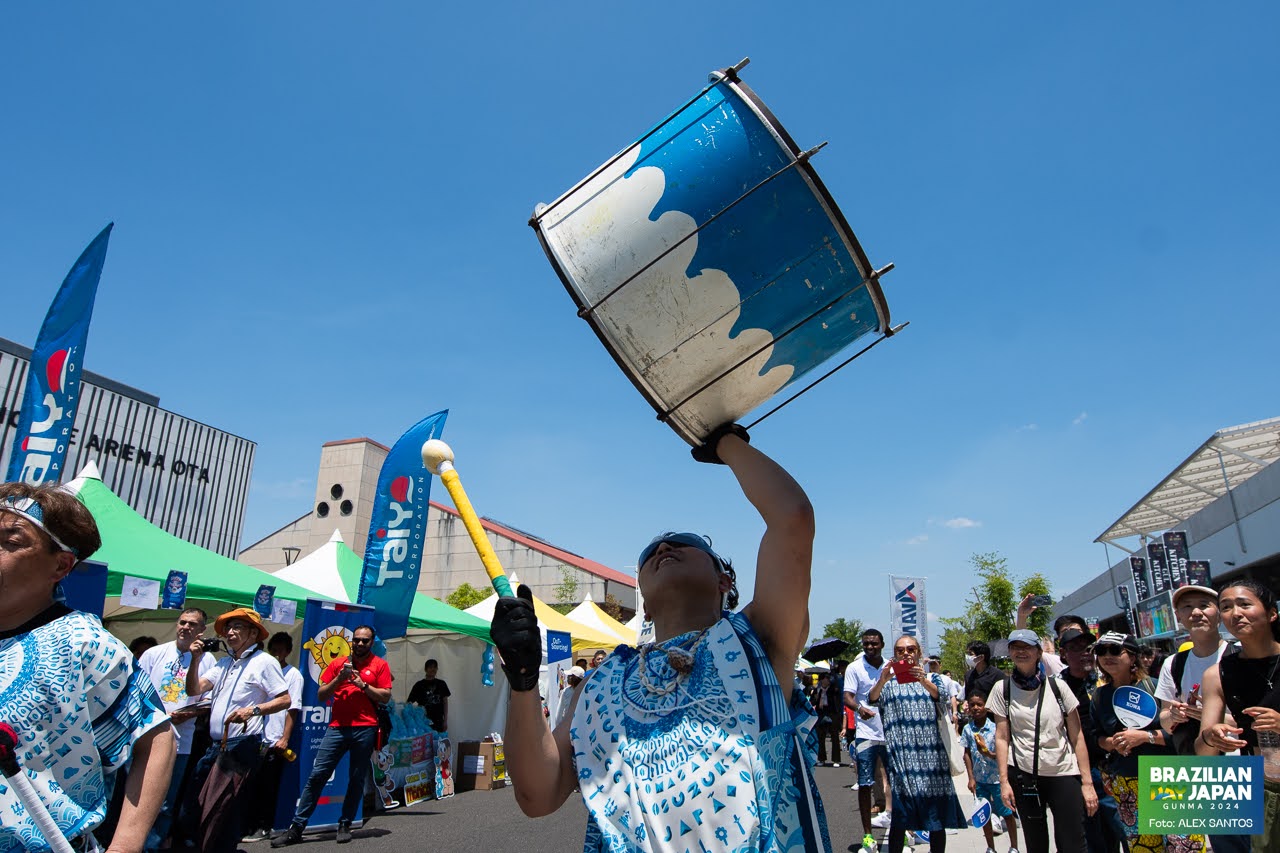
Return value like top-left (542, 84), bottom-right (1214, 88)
top-left (200, 637), bottom-right (224, 653)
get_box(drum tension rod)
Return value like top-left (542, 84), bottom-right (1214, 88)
top-left (658, 262), bottom-right (895, 423)
top-left (744, 319), bottom-right (910, 432)
top-left (577, 141), bottom-right (830, 320)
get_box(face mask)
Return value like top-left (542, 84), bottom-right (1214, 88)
top-left (964, 654), bottom-right (977, 668)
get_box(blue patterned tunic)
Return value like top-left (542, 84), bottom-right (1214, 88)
top-left (571, 612), bottom-right (830, 852)
top-left (877, 675), bottom-right (966, 831)
top-left (0, 608), bottom-right (170, 853)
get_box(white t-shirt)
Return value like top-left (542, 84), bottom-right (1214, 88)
top-left (1156, 641), bottom-right (1228, 704)
top-left (138, 640), bottom-right (216, 755)
top-left (986, 677), bottom-right (1081, 777)
top-left (843, 655), bottom-right (885, 742)
top-left (263, 663), bottom-right (305, 744)
top-left (206, 646), bottom-right (290, 739)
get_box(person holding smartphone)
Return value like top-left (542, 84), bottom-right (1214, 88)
top-left (988, 629), bottom-right (1097, 853)
top-left (867, 635), bottom-right (965, 852)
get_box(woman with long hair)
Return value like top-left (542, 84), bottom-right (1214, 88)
top-left (1197, 579), bottom-right (1280, 850)
top-left (1090, 632), bottom-right (1202, 852)
top-left (988, 629), bottom-right (1098, 853)
top-left (866, 635), bottom-right (966, 853)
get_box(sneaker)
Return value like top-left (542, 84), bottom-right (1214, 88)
top-left (335, 822), bottom-right (352, 844)
top-left (241, 829), bottom-right (271, 844)
top-left (990, 814), bottom-right (1005, 834)
top-left (870, 811), bottom-right (892, 829)
top-left (859, 834), bottom-right (878, 853)
top-left (985, 848), bottom-right (998, 853)
top-left (270, 826), bottom-right (303, 848)
top-left (1008, 849), bottom-right (1020, 853)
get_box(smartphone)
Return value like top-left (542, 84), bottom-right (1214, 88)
top-left (890, 659), bottom-right (917, 684)
top-left (201, 637), bottom-right (224, 653)
top-left (1029, 594), bottom-right (1053, 608)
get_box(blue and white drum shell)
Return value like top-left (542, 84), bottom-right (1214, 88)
top-left (532, 68), bottom-right (892, 446)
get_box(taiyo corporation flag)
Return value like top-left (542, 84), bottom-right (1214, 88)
top-left (357, 410), bottom-right (448, 640)
top-left (6, 224), bottom-right (112, 484)
top-left (889, 576), bottom-right (928, 654)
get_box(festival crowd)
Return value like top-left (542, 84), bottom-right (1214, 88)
top-left (5, 426), bottom-right (1280, 853)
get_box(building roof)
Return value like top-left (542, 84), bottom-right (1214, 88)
top-left (322, 437), bottom-right (391, 452)
top-left (1096, 416), bottom-right (1280, 544)
top-left (429, 500), bottom-right (637, 588)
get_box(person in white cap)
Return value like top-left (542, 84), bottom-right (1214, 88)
top-left (1156, 584), bottom-right (1232, 755)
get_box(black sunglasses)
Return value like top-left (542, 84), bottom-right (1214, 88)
top-left (1092, 643), bottom-right (1127, 657)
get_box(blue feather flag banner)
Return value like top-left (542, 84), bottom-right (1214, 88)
top-left (6, 224), bottom-right (113, 484)
top-left (357, 410), bottom-right (448, 640)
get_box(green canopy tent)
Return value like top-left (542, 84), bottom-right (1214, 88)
top-left (67, 469), bottom-right (329, 622)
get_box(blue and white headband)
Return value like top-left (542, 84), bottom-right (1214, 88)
top-left (0, 496), bottom-right (78, 557)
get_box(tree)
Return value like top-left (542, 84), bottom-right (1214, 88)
top-left (939, 551), bottom-right (1053, 671)
top-left (446, 582), bottom-right (493, 611)
top-left (600, 592), bottom-right (626, 622)
top-left (553, 565), bottom-right (580, 605)
top-left (811, 617), bottom-right (865, 661)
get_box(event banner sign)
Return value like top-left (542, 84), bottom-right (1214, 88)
top-left (1118, 584), bottom-right (1138, 637)
top-left (1186, 560), bottom-right (1213, 587)
top-left (291, 598), bottom-right (376, 830)
top-left (889, 576), bottom-right (927, 655)
top-left (1136, 591), bottom-right (1176, 638)
top-left (1164, 531), bottom-right (1190, 589)
top-left (543, 630), bottom-right (573, 726)
top-left (1147, 543), bottom-right (1169, 595)
top-left (357, 410), bottom-right (448, 640)
top-left (1129, 557), bottom-right (1151, 601)
top-left (6, 224), bottom-right (112, 484)
top-left (1139, 755), bottom-right (1263, 834)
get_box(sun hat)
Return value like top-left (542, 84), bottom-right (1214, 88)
top-left (214, 607), bottom-right (269, 643)
top-left (1172, 585), bottom-right (1218, 608)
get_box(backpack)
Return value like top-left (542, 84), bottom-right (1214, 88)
top-left (1168, 642), bottom-right (1238, 755)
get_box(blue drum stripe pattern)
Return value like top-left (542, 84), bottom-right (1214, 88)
top-left (533, 65), bottom-right (891, 445)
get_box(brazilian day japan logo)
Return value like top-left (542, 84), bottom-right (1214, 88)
top-left (1138, 756), bottom-right (1264, 835)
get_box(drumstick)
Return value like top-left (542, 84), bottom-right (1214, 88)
top-left (0, 722), bottom-right (76, 853)
top-left (420, 439), bottom-right (514, 598)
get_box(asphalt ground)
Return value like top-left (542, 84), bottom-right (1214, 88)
top-left (261, 765), bottom-right (1021, 852)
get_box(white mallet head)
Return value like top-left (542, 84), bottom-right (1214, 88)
top-left (421, 439), bottom-right (455, 475)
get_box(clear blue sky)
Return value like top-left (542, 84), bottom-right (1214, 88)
top-left (4, 4), bottom-right (1277, 648)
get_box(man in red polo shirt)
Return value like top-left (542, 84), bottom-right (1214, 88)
top-left (272, 625), bottom-right (391, 846)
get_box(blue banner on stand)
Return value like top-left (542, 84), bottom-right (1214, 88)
top-left (162, 570), bottom-right (188, 610)
top-left (288, 599), bottom-right (376, 831)
top-left (357, 410), bottom-right (447, 640)
top-left (254, 584), bottom-right (276, 617)
top-left (6, 224), bottom-right (112, 484)
top-left (62, 559), bottom-right (108, 617)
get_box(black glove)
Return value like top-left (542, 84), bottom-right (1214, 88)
top-left (490, 584), bottom-right (541, 692)
top-left (691, 422), bottom-right (750, 464)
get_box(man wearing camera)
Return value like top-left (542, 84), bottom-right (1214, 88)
top-left (138, 607), bottom-right (218, 852)
top-left (183, 607), bottom-right (291, 853)
top-left (272, 624), bottom-right (391, 847)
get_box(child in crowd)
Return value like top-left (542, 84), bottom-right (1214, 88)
top-left (960, 691), bottom-right (1021, 853)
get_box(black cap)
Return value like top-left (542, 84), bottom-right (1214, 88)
top-left (1058, 626), bottom-right (1096, 645)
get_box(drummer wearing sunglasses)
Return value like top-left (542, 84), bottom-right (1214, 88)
top-left (493, 423), bottom-right (832, 851)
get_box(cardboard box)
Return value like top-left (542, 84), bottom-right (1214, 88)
top-left (456, 740), bottom-right (506, 791)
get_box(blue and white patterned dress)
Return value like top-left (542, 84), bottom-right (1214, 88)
top-left (877, 675), bottom-right (966, 831)
top-left (0, 608), bottom-right (170, 853)
top-left (571, 612), bottom-right (830, 853)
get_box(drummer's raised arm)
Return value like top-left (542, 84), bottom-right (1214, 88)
top-left (718, 432), bottom-right (814, 690)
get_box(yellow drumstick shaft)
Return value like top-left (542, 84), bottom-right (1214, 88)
top-left (438, 465), bottom-right (514, 598)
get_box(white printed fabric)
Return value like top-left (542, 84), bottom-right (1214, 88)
top-left (572, 612), bottom-right (830, 852)
top-left (0, 610), bottom-right (169, 853)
